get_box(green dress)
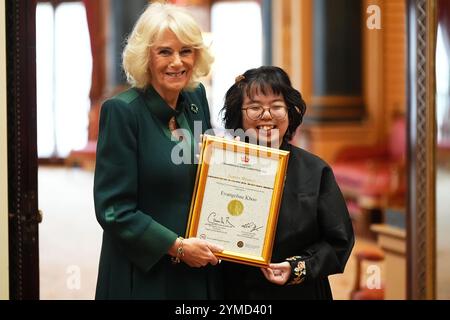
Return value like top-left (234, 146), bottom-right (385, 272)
top-left (93, 84), bottom-right (222, 299)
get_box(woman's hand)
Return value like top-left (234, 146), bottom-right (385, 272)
top-left (178, 237), bottom-right (224, 268)
top-left (260, 262), bottom-right (291, 285)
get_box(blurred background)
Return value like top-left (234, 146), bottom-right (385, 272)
top-left (29, 0), bottom-right (449, 300)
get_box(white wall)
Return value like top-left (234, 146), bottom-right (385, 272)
top-left (0, 0), bottom-right (9, 300)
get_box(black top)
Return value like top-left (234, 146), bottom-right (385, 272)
top-left (224, 142), bottom-right (355, 300)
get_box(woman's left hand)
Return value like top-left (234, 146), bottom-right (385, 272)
top-left (260, 262), bottom-right (291, 285)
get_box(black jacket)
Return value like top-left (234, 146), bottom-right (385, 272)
top-left (224, 143), bottom-right (355, 300)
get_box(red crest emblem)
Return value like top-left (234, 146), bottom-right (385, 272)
top-left (241, 155), bottom-right (250, 163)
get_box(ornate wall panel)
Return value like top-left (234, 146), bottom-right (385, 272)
top-left (407, 0), bottom-right (437, 300)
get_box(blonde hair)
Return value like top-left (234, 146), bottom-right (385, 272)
top-left (122, 2), bottom-right (214, 90)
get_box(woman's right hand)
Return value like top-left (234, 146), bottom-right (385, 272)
top-left (170, 237), bottom-right (224, 267)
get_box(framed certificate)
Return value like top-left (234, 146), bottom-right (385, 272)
top-left (186, 135), bottom-right (290, 267)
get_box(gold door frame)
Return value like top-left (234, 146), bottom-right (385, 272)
top-left (407, 0), bottom-right (437, 300)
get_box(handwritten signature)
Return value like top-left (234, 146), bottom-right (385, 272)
top-left (241, 222), bottom-right (263, 232)
top-left (207, 212), bottom-right (235, 228)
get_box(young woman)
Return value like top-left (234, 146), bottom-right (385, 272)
top-left (221, 66), bottom-right (355, 299)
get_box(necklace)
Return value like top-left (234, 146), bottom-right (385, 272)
top-left (168, 116), bottom-right (184, 141)
top-left (168, 116), bottom-right (177, 132)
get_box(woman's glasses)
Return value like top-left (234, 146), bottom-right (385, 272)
top-left (242, 106), bottom-right (288, 121)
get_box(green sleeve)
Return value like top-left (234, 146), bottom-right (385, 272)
top-left (94, 99), bottom-right (177, 272)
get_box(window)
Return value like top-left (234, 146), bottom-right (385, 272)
top-left (436, 25), bottom-right (450, 145)
top-left (36, 2), bottom-right (92, 158)
top-left (209, 1), bottom-right (262, 128)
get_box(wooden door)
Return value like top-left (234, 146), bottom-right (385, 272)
top-left (6, 0), bottom-right (39, 300)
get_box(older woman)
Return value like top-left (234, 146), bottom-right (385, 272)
top-left (221, 66), bottom-right (354, 299)
top-left (94, 3), bottom-right (222, 299)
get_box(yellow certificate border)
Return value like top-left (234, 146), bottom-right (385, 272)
top-left (186, 135), bottom-right (290, 267)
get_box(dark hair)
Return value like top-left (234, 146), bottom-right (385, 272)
top-left (221, 66), bottom-right (307, 142)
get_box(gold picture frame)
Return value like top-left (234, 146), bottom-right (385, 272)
top-left (186, 135), bottom-right (290, 267)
